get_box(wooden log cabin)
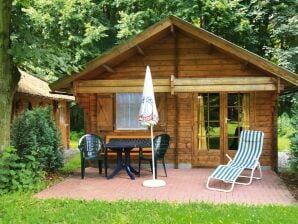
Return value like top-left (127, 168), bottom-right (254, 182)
top-left (13, 70), bottom-right (74, 149)
top-left (50, 16), bottom-right (298, 170)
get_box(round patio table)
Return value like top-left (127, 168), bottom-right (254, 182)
top-left (105, 142), bottom-right (140, 180)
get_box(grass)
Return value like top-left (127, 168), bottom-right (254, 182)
top-left (69, 139), bottom-right (78, 149)
top-left (278, 135), bottom-right (291, 152)
top-left (59, 153), bottom-right (80, 174)
top-left (0, 193), bottom-right (297, 224)
top-left (69, 131), bottom-right (84, 149)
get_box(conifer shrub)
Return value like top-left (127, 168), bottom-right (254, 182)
top-left (11, 107), bottom-right (63, 172)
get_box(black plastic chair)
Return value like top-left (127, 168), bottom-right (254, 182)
top-left (78, 134), bottom-right (107, 179)
top-left (138, 134), bottom-right (170, 178)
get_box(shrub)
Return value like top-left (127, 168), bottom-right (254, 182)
top-left (11, 107), bottom-right (63, 172)
top-left (0, 146), bottom-right (44, 195)
top-left (278, 113), bottom-right (294, 137)
top-left (289, 103), bottom-right (298, 172)
top-left (70, 130), bottom-right (85, 141)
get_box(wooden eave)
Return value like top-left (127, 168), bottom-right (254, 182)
top-left (169, 16), bottom-right (297, 86)
top-left (74, 76), bottom-right (278, 94)
top-left (50, 15), bottom-right (297, 92)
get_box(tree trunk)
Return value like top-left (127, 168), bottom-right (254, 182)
top-left (0, 0), bottom-right (20, 151)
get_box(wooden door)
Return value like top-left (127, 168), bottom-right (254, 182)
top-left (223, 93), bottom-right (250, 163)
top-left (193, 93), bottom-right (222, 167)
top-left (193, 92), bottom-right (250, 167)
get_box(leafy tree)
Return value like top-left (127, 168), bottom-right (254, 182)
top-left (10, 0), bottom-right (258, 81)
top-left (264, 0), bottom-right (297, 73)
top-left (11, 0), bottom-right (111, 81)
top-left (245, 0), bottom-right (298, 72)
top-left (0, 0), bottom-right (20, 151)
top-left (10, 0), bottom-right (297, 81)
top-left (278, 92), bottom-right (298, 116)
top-left (198, 0), bottom-right (255, 48)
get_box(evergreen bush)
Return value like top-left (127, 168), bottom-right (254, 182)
top-left (0, 146), bottom-right (44, 195)
top-left (289, 103), bottom-right (298, 172)
top-left (11, 107), bottom-right (63, 171)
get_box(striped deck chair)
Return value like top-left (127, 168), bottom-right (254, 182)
top-left (206, 130), bottom-right (264, 192)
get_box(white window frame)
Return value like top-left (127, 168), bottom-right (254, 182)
top-left (115, 93), bottom-right (147, 130)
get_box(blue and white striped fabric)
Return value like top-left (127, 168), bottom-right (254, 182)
top-left (210, 130), bottom-right (264, 182)
top-left (229, 130), bottom-right (264, 169)
top-left (210, 165), bottom-right (244, 182)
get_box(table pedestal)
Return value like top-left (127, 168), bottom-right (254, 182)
top-left (107, 148), bottom-right (139, 180)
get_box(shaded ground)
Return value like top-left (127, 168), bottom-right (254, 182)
top-left (63, 149), bottom-right (79, 163)
top-left (279, 172), bottom-right (298, 201)
top-left (278, 152), bottom-right (298, 201)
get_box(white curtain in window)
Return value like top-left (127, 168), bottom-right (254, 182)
top-left (116, 93), bottom-right (147, 129)
top-left (197, 94), bottom-right (207, 151)
top-left (241, 94), bottom-right (250, 130)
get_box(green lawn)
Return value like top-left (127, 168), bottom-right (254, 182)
top-left (0, 193), bottom-right (297, 224)
top-left (69, 131), bottom-right (84, 149)
top-left (69, 139), bottom-right (78, 149)
top-left (59, 153), bottom-right (80, 174)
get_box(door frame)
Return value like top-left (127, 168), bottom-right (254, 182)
top-left (192, 92), bottom-right (251, 167)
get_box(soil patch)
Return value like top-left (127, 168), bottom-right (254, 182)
top-left (279, 172), bottom-right (298, 201)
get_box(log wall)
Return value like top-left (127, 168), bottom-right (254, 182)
top-left (250, 91), bottom-right (278, 168)
top-left (75, 33), bottom-right (278, 168)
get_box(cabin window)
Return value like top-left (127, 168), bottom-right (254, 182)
top-left (116, 93), bottom-right (147, 130)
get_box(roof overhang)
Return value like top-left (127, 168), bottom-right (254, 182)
top-left (50, 16), bottom-right (298, 93)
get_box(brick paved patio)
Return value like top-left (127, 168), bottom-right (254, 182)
top-left (35, 168), bottom-right (296, 205)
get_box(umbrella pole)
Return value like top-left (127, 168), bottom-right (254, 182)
top-left (150, 124), bottom-right (155, 180)
top-left (142, 124), bottom-right (166, 187)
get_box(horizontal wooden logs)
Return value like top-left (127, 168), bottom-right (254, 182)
top-left (75, 77), bottom-right (276, 93)
top-left (76, 86), bottom-right (170, 93)
top-left (77, 79), bottom-right (170, 87)
top-left (174, 84), bottom-right (276, 92)
top-left (174, 77), bottom-right (275, 85)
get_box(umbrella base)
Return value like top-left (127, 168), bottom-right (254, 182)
top-left (143, 179), bottom-right (166, 188)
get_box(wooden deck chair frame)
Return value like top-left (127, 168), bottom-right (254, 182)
top-left (206, 130), bottom-right (264, 192)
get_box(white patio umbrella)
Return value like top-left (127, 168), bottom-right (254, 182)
top-left (139, 65), bottom-right (166, 187)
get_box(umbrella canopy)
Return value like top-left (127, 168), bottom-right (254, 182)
top-left (139, 66), bottom-right (165, 187)
top-left (139, 66), bottom-right (159, 126)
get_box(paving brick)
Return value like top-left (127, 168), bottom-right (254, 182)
top-left (35, 168), bottom-right (297, 205)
